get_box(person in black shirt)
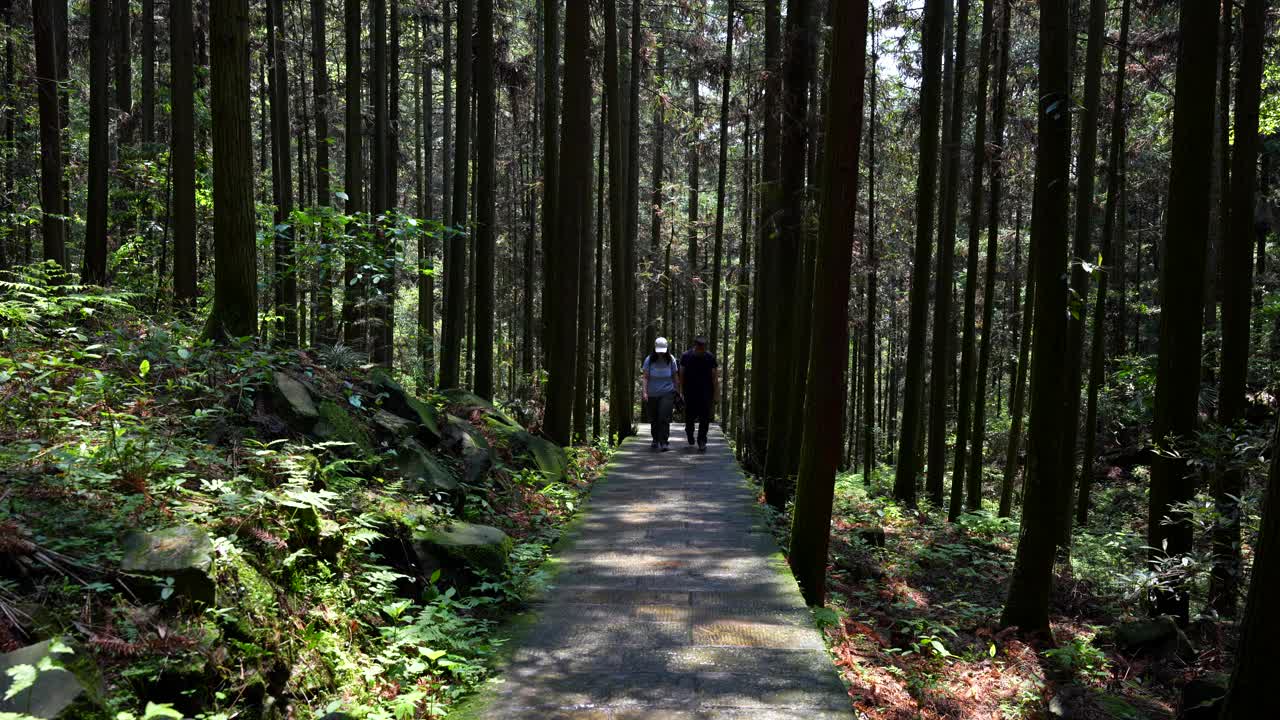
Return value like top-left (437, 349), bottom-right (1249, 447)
top-left (679, 336), bottom-right (719, 451)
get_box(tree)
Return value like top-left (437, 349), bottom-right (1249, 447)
top-left (891, 0), bottom-right (948, 505)
top-left (1210, 0), bottom-right (1265, 618)
top-left (113, 0), bottom-right (132, 139)
top-left (862, 5), bottom-right (879, 486)
top-left (83, 0), bottom-right (110, 285)
top-left (950, 0), bottom-right (995, 519)
top-left (310, 0), bottom-right (334, 340)
top-left (540, 0), bottom-right (561, 365)
top-left (606, 0), bottom-right (632, 442)
top-left (1147, 0), bottom-right (1219, 624)
top-left (141, 0), bottom-right (155, 143)
top-left (173, 0), bottom-right (197, 305)
top-left (1219, 375), bottom-right (1280, 714)
top-left (790, 0), bottom-right (869, 607)
top-left (474, 0), bottom-right (496, 398)
top-left (544, 0), bottom-right (590, 445)
top-left (441, 0), bottom-right (474, 388)
top-left (1077, 0), bottom-right (1132, 526)
top-left (341, 0), bottom-right (364, 347)
top-left (268, 0), bottom-right (297, 345)
top-left (32, 0), bottom-right (65, 268)
top-left (203, 0), bottom-right (258, 342)
top-left (999, 0), bottom-right (1072, 639)
top-left (710, 0), bottom-right (735, 367)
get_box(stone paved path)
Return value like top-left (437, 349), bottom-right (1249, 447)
top-left (473, 424), bottom-right (851, 719)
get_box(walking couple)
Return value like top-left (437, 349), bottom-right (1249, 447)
top-left (641, 335), bottom-right (719, 452)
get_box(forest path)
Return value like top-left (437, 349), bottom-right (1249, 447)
top-left (469, 424), bottom-right (851, 719)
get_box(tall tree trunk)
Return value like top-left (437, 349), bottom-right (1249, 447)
top-left (791, 0), bottom-right (869, 606)
top-left (474, 0), bottom-right (496, 398)
top-left (1077, 0), bottom-right (1131, 527)
top-left (442, 0), bottom-right (474, 388)
top-left (341, 0), bottom-right (364, 347)
top-left (114, 0), bottom-right (133, 140)
top-left (84, 0), bottom-right (110, 285)
top-left (951, 0), bottom-right (996, 518)
top-left (763, 0), bottom-right (815, 501)
top-left (578, 95), bottom-right (605, 441)
top-left (369, 0), bottom-right (393, 363)
top-left (999, 0), bottom-right (1072, 639)
top-left (731, 74), bottom-right (752, 447)
top-left (269, 0), bottom-right (297, 345)
top-left (32, 0), bottom-right (65, 268)
top-left (710, 0), bottom-right (735, 365)
top-left (311, 0), bottom-right (334, 341)
top-left (204, 0), bottom-right (258, 342)
top-left (749, 0), bottom-right (781, 480)
top-left (1148, 0), bottom-right (1219, 624)
top-left (891, 0), bottom-right (946, 505)
top-left (685, 63), bottom-right (700, 347)
top-left (606, 0), bottom-right (633, 442)
top-left (540, 0), bottom-right (561, 366)
top-left (1054, 0), bottom-right (1108, 545)
top-left (1211, 0), bottom-right (1264, 619)
top-left (862, 7), bottom-right (880, 485)
top-left (173, 0), bottom-right (197, 303)
top-left (646, 42), bottom-right (666, 363)
top-left (935, 0), bottom-right (971, 514)
top-left (1220, 383), bottom-right (1280, 714)
top-left (545, 0), bottom-right (590, 445)
top-left (142, 0), bottom-right (155, 143)
top-left (624, 0), bottom-right (641, 403)
top-left (967, 0), bottom-right (1014, 506)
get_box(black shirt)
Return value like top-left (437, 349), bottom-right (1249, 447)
top-left (679, 350), bottom-right (718, 400)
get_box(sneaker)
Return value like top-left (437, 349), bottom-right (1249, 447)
top-left (698, 443), bottom-right (707, 452)
top-left (687, 434), bottom-right (696, 446)
top-left (651, 440), bottom-right (660, 450)
top-left (660, 443), bottom-right (670, 452)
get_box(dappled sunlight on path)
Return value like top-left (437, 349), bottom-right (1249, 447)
top-left (471, 424), bottom-right (852, 718)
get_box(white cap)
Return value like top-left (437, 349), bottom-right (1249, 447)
top-left (655, 337), bottom-right (669, 353)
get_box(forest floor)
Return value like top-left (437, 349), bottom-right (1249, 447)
top-left (757, 466), bottom-right (1240, 720)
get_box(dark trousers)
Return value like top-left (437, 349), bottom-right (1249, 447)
top-left (647, 393), bottom-right (675, 444)
top-left (685, 395), bottom-right (712, 445)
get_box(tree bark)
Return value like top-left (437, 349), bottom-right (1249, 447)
top-left (341, 0), bottom-right (364, 348)
top-left (442, 0), bottom-right (474, 388)
top-left (84, 0), bottom-right (110, 285)
top-left (142, 0), bottom-right (155, 143)
top-left (474, 0), bottom-right (496, 398)
top-left (892, 0), bottom-right (947, 505)
top-left (32, 0), bottom-right (65, 268)
top-left (541, 0), bottom-right (561, 367)
top-left (710, 0), bottom-right (735, 366)
top-left (999, 0), bottom-right (1071, 639)
top-left (1148, 0), bottom-right (1219, 624)
top-left (204, 0), bottom-right (258, 342)
top-left (268, 0), bottom-right (297, 345)
top-left (1211, 0), bottom-right (1264, 619)
top-left (607, 0), bottom-right (633, 442)
top-left (791, 0), bottom-right (869, 606)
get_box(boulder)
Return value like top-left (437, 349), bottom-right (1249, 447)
top-left (853, 527), bottom-right (887, 548)
top-left (272, 371), bottom-right (319, 424)
top-left (442, 416), bottom-right (494, 485)
top-left (1112, 616), bottom-right (1196, 661)
top-left (121, 526), bottom-right (217, 604)
top-left (412, 521), bottom-right (512, 577)
top-left (372, 409), bottom-right (417, 439)
top-left (397, 438), bottom-right (463, 509)
top-left (1178, 676), bottom-right (1228, 720)
top-left (506, 429), bottom-right (568, 480)
top-left (314, 401), bottom-right (376, 456)
top-left (369, 369), bottom-right (441, 437)
top-left (217, 555), bottom-right (279, 642)
top-left (0, 639), bottom-right (98, 719)
top-left (443, 388), bottom-right (521, 430)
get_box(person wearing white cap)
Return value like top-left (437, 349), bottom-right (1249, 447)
top-left (641, 337), bottom-right (681, 451)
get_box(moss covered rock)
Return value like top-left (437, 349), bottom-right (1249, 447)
top-left (412, 521), bottom-right (513, 576)
top-left (443, 389), bottom-right (521, 430)
top-left (314, 400), bottom-right (375, 456)
top-left (370, 369), bottom-right (442, 437)
top-left (120, 526), bottom-right (216, 605)
top-left (442, 416), bottom-right (494, 485)
top-left (397, 438), bottom-right (463, 509)
top-left (0, 639), bottom-right (101, 719)
top-left (505, 429), bottom-right (568, 481)
top-left (272, 371), bottom-right (319, 427)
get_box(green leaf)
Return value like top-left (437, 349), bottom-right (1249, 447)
top-left (141, 703), bottom-right (185, 720)
top-left (425, 649), bottom-right (448, 662)
top-left (3, 664), bottom-right (36, 701)
top-left (138, 359), bottom-right (151, 378)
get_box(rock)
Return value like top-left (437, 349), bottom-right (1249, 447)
top-left (121, 526), bottom-right (217, 604)
top-left (314, 401), bottom-right (375, 456)
top-left (1112, 616), bottom-right (1196, 661)
top-left (506, 429), bottom-right (568, 480)
top-left (217, 555), bottom-right (278, 642)
top-left (1178, 675), bottom-right (1228, 720)
top-left (373, 409), bottom-right (417, 438)
top-left (272, 371), bottom-right (319, 423)
top-left (853, 527), bottom-right (886, 548)
top-left (442, 416), bottom-right (494, 485)
top-left (443, 388), bottom-right (521, 430)
top-left (0, 639), bottom-right (98, 719)
top-left (1047, 684), bottom-right (1085, 718)
top-left (369, 369), bottom-right (441, 437)
top-left (397, 438), bottom-right (463, 509)
top-left (413, 521), bottom-right (512, 576)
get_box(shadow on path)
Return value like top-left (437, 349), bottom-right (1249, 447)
top-left (466, 424), bottom-right (852, 719)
